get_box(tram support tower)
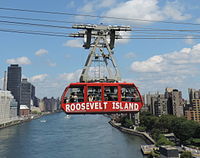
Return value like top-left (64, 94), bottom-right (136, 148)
top-left (70, 24), bottom-right (131, 83)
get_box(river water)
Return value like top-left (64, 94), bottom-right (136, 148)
top-left (0, 113), bottom-right (147, 158)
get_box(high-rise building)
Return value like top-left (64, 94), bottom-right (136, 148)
top-left (0, 90), bottom-right (18, 124)
top-left (188, 88), bottom-right (200, 104)
top-left (165, 88), bottom-right (184, 117)
top-left (165, 88), bottom-right (173, 114)
top-left (39, 97), bottom-right (60, 112)
top-left (172, 89), bottom-right (184, 117)
top-left (155, 94), bottom-right (168, 116)
top-left (144, 92), bottom-right (159, 114)
top-left (20, 78), bottom-right (37, 109)
top-left (185, 99), bottom-right (200, 122)
top-left (144, 92), bottom-right (168, 116)
top-left (10, 99), bottom-right (18, 119)
top-left (7, 64), bottom-right (21, 115)
top-left (3, 71), bottom-right (7, 91)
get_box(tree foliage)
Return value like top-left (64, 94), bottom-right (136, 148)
top-left (180, 151), bottom-right (192, 158)
top-left (139, 112), bottom-right (200, 146)
top-left (121, 116), bottom-right (134, 128)
top-left (136, 126), bottom-right (146, 132)
top-left (156, 134), bottom-right (175, 146)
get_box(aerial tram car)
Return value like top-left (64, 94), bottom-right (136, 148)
top-left (61, 24), bottom-right (144, 114)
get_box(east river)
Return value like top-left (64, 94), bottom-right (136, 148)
top-left (0, 112), bottom-right (147, 158)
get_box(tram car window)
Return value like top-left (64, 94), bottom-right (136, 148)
top-left (87, 86), bottom-right (102, 101)
top-left (121, 85), bottom-right (141, 102)
top-left (104, 86), bottom-right (118, 101)
top-left (64, 86), bottom-right (84, 103)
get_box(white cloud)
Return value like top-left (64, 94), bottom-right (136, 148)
top-left (184, 36), bottom-right (195, 45)
top-left (129, 44), bottom-right (200, 95)
top-left (63, 39), bottom-right (82, 48)
top-left (131, 43), bottom-right (200, 73)
top-left (102, 0), bottom-right (191, 24)
top-left (79, 3), bottom-right (94, 13)
top-left (98, 0), bottom-right (116, 8)
top-left (6, 56), bottom-right (31, 65)
top-left (67, 1), bottom-right (75, 8)
top-left (30, 74), bottom-right (48, 82)
top-left (163, 1), bottom-right (191, 21)
top-left (116, 31), bottom-right (131, 44)
top-left (195, 18), bottom-right (200, 24)
top-left (124, 52), bottom-right (136, 59)
top-left (78, 0), bottom-right (116, 14)
top-left (103, 0), bottom-right (163, 24)
top-left (131, 55), bottom-right (164, 72)
top-left (59, 69), bottom-right (82, 82)
top-left (35, 49), bottom-right (48, 56)
top-left (47, 60), bottom-right (56, 67)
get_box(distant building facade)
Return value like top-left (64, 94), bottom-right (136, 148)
top-left (20, 78), bottom-right (33, 109)
top-left (155, 94), bottom-right (168, 116)
top-left (171, 89), bottom-right (184, 117)
top-left (0, 90), bottom-right (18, 124)
top-left (10, 99), bottom-right (18, 119)
top-left (185, 99), bottom-right (200, 122)
top-left (20, 105), bottom-right (29, 117)
top-left (144, 92), bottom-right (168, 116)
top-left (7, 64), bottom-right (21, 115)
top-left (188, 88), bottom-right (200, 105)
top-left (165, 88), bottom-right (184, 117)
top-left (39, 97), bottom-right (60, 112)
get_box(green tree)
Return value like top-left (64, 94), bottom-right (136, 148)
top-left (123, 118), bottom-right (133, 128)
top-left (136, 126), bottom-right (146, 132)
top-left (151, 128), bottom-right (162, 141)
top-left (194, 125), bottom-right (200, 138)
top-left (120, 116), bottom-right (133, 128)
top-left (180, 151), bottom-right (192, 158)
top-left (140, 115), bottom-right (159, 132)
top-left (156, 134), bottom-right (175, 146)
top-left (158, 115), bottom-right (176, 133)
top-left (191, 138), bottom-right (200, 146)
top-left (172, 118), bottom-right (199, 143)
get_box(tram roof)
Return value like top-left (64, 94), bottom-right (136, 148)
top-left (68, 82), bottom-right (136, 86)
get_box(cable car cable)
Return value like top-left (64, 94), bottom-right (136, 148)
top-left (1, 7), bottom-right (200, 26)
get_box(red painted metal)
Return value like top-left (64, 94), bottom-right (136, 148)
top-left (61, 82), bottom-right (144, 114)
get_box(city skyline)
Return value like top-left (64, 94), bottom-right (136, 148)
top-left (1, 0), bottom-right (200, 98)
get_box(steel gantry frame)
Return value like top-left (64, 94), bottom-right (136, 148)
top-left (70, 24), bottom-right (131, 83)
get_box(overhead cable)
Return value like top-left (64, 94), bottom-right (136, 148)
top-left (0, 7), bottom-right (200, 26)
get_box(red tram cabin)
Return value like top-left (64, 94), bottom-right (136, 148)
top-left (61, 82), bottom-right (143, 114)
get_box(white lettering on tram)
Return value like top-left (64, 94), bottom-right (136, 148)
top-left (103, 102), bottom-right (108, 109)
top-left (65, 102), bottom-right (140, 112)
top-left (134, 103), bottom-right (139, 110)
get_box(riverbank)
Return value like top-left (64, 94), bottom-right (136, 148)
top-left (0, 110), bottom-right (61, 129)
top-left (109, 120), bottom-right (155, 145)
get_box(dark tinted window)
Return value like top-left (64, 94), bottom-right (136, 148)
top-left (121, 85), bottom-right (141, 102)
top-left (104, 86), bottom-right (118, 101)
top-left (88, 86), bottom-right (102, 101)
top-left (64, 86), bottom-right (84, 103)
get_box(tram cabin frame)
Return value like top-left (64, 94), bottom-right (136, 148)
top-left (61, 82), bottom-right (144, 114)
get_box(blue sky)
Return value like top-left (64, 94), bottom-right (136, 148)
top-left (1, 0), bottom-right (200, 99)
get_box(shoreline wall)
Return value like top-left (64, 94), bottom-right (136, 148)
top-left (109, 120), bottom-right (155, 145)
